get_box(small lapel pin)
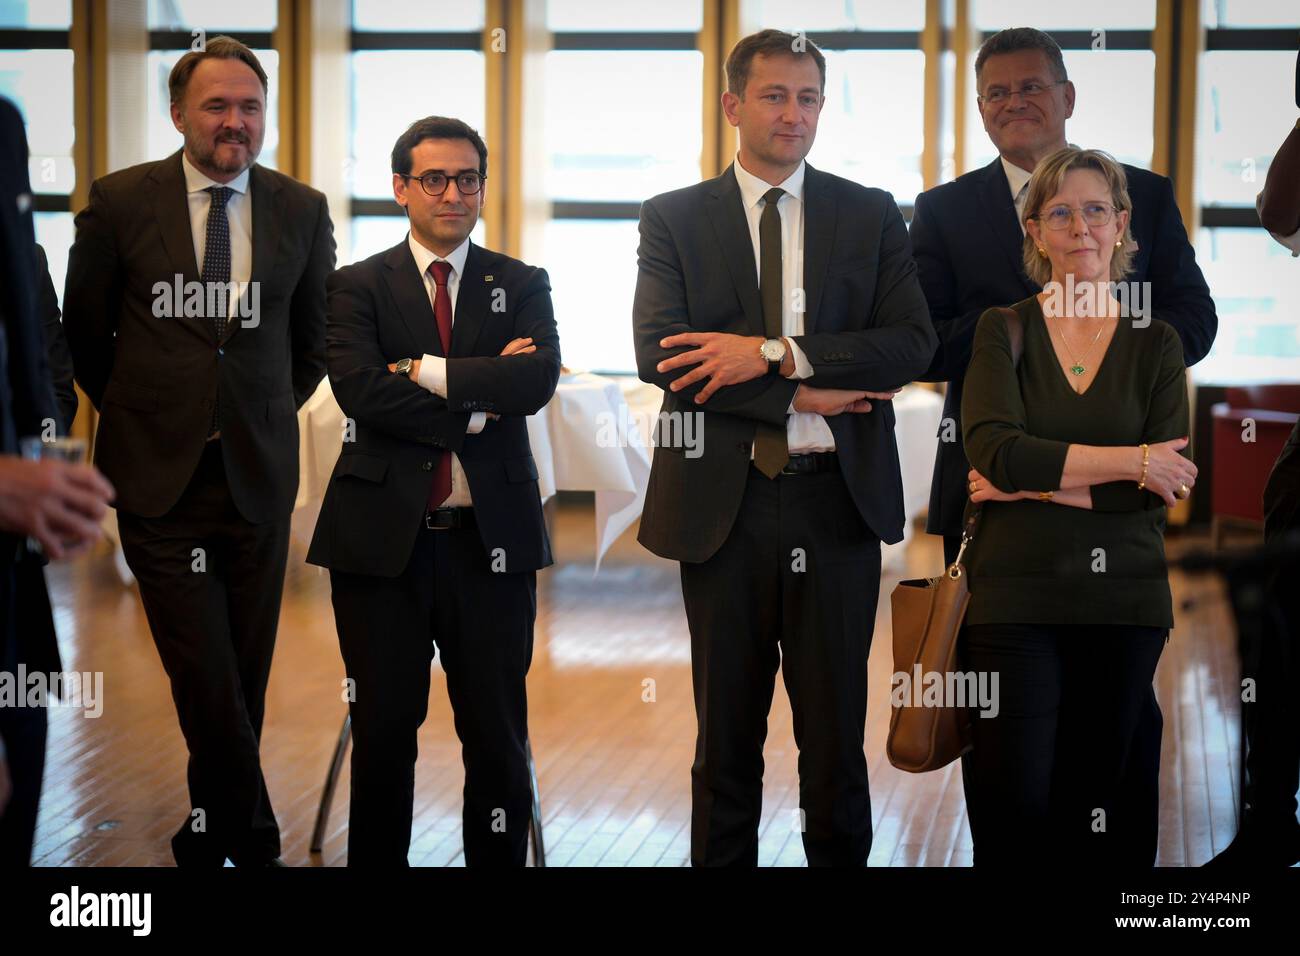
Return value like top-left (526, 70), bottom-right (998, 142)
top-left (484, 275), bottom-right (494, 282)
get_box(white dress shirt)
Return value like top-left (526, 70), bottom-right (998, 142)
top-left (1001, 155), bottom-right (1033, 234)
top-left (182, 153), bottom-right (252, 312)
top-left (406, 232), bottom-right (486, 507)
top-left (732, 157), bottom-right (835, 454)
top-left (1257, 190), bottom-right (1300, 256)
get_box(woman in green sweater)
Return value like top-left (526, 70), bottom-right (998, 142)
top-left (959, 147), bottom-right (1199, 866)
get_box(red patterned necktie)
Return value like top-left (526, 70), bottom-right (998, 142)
top-left (426, 260), bottom-right (454, 510)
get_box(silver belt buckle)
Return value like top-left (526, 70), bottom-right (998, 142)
top-left (425, 512), bottom-right (443, 531)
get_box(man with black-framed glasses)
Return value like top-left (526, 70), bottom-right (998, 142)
top-left (306, 116), bottom-right (560, 866)
top-left (909, 26), bottom-right (1218, 866)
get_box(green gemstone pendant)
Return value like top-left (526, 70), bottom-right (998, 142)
top-left (1069, 364), bottom-right (1086, 376)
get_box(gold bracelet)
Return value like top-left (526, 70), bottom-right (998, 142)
top-left (1137, 443), bottom-right (1150, 490)
top-left (1037, 491), bottom-right (1054, 501)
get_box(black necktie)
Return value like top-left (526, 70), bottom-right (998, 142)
top-left (753, 186), bottom-right (789, 479)
top-left (201, 185), bottom-right (232, 436)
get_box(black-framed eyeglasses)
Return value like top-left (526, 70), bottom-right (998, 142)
top-left (978, 80), bottom-right (1066, 106)
top-left (401, 170), bottom-right (485, 197)
top-left (1029, 202), bottom-right (1117, 230)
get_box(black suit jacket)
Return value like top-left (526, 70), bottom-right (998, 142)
top-left (910, 156), bottom-right (1218, 537)
top-left (63, 150), bottom-right (334, 523)
top-left (0, 97), bottom-right (60, 676)
top-left (633, 162), bottom-right (938, 563)
top-left (305, 239), bottom-right (561, 578)
top-left (35, 244), bottom-right (77, 433)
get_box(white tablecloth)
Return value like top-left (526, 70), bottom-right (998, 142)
top-left (883, 385), bottom-right (945, 571)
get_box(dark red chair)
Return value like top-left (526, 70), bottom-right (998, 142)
top-left (1210, 385), bottom-right (1300, 548)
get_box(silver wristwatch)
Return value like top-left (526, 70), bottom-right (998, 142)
top-left (759, 338), bottom-right (787, 376)
top-left (394, 357), bottom-right (414, 377)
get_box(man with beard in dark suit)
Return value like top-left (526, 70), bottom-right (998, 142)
top-left (64, 37), bottom-right (333, 866)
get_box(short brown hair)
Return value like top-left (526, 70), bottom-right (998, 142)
top-left (391, 116), bottom-right (488, 178)
top-left (1022, 147), bottom-right (1135, 285)
top-left (975, 27), bottom-right (1068, 90)
top-left (168, 35), bottom-right (268, 105)
top-left (725, 29), bottom-right (826, 98)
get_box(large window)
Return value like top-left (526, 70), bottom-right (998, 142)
top-left (742, 0), bottom-right (928, 204)
top-left (1, 1), bottom-right (75, 301)
top-left (539, 1), bottom-right (703, 374)
top-left (965, 1), bottom-right (1157, 172)
top-left (147, 1), bottom-right (280, 171)
top-left (1194, 1), bottom-right (1300, 384)
top-left (347, 0), bottom-right (487, 264)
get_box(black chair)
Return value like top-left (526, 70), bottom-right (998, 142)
top-left (309, 713), bottom-right (547, 866)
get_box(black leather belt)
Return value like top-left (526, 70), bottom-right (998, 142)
top-left (425, 507), bottom-right (476, 530)
top-left (773, 451), bottom-right (839, 476)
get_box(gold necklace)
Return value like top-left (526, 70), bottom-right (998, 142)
top-left (1049, 314), bottom-right (1108, 376)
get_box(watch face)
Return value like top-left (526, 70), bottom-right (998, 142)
top-left (761, 340), bottom-right (785, 361)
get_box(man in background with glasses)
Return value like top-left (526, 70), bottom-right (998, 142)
top-left (63, 36), bottom-right (335, 867)
top-left (909, 26), bottom-right (1218, 865)
top-left (307, 116), bottom-right (560, 866)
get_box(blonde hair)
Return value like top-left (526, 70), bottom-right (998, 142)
top-left (1021, 147), bottom-right (1135, 285)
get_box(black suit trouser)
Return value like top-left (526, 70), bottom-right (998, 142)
top-left (0, 560), bottom-right (53, 866)
top-left (680, 466), bottom-right (880, 867)
top-left (330, 519), bottom-right (536, 867)
top-left (960, 621), bottom-right (1167, 867)
top-left (116, 439), bottom-right (287, 866)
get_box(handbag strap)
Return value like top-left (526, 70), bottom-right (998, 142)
top-left (995, 305), bottom-right (1027, 366)
top-left (951, 306), bottom-right (1028, 578)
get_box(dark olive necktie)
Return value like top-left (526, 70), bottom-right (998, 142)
top-left (752, 186), bottom-right (789, 479)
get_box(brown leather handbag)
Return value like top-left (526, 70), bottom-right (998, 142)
top-left (886, 306), bottom-right (1024, 773)
top-left (886, 511), bottom-right (979, 772)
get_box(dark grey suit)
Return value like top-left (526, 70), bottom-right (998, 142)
top-left (633, 162), bottom-right (936, 865)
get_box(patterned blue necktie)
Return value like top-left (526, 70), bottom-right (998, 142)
top-left (201, 185), bottom-right (233, 340)
top-left (201, 185), bottom-right (232, 436)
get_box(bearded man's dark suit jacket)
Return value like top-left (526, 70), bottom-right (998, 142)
top-left (0, 97), bottom-right (62, 866)
top-left (63, 149), bottom-right (333, 866)
top-left (909, 155), bottom-right (1218, 866)
top-left (634, 162), bottom-right (936, 866)
top-left (306, 238), bottom-right (560, 866)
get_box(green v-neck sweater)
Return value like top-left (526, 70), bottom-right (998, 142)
top-left (960, 294), bottom-right (1190, 628)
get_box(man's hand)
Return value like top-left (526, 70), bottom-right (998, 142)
top-left (0, 457), bottom-right (114, 560)
top-left (500, 337), bottom-right (535, 357)
top-left (656, 332), bottom-right (767, 403)
top-left (793, 384), bottom-right (900, 416)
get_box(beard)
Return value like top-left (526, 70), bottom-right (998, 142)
top-left (184, 124), bottom-right (259, 175)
